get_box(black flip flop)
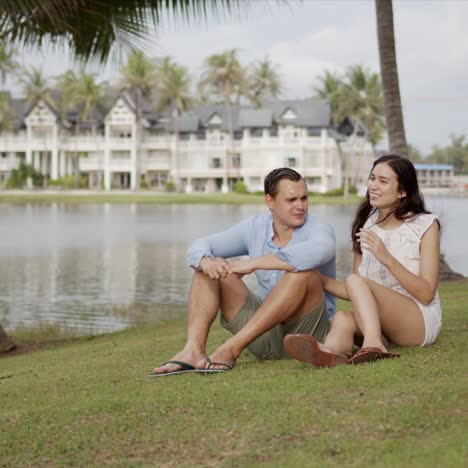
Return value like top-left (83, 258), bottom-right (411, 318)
top-left (195, 356), bottom-right (234, 374)
top-left (147, 360), bottom-right (197, 377)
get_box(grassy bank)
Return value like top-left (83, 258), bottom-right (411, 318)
top-left (1, 281), bottom-right (466, 466)
top-left (0, 191), bottom-right (361, 205)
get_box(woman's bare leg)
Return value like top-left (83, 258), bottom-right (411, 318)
top-left (345, 274), bottom-right (426, 351)
top-left (322, 310), bottom-right (357, 355)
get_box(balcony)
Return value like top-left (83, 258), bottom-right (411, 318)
top-left (109, 137), bottom-right (132, 149)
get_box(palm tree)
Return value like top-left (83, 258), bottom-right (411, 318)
top-left (338, 65), bottom-right (384, 145)
top-left (315, 65), bottom-right (384, 197)
top-left (0, 91), bottom-right (11, 132)
top-left (0, 1), bottom-right (408, 157)
top-left (120, 50), bottom-right (157, 190)
top-left (56, 69), bottom-right (108, 187)
top-left (375, 0), bottom-right (408, 157)
top-left (0, 42), bottom-right (18, 87)
top-left (156, 57), bottom-right (194, 192)
top-left (0, 1), bottom-right (247, 62)
top-left (18, 66), bottom-right (55, 187)
top-left (200, 49), bottom-right (246, 191)
top-left (314, 70), bottom-right (342, 124)
top-left (339, 66), bottom-right (384, 187)
top-left (248, 57), bottom-right (282, 107)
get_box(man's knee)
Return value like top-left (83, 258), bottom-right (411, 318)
top-left (283, 269), bottom-right (322, 288)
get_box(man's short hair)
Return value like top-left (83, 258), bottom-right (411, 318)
top-left (264, 167), bottom-right (306, 198)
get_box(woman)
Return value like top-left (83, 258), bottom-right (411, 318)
top-left (284, 155), bottom-right (442, 366)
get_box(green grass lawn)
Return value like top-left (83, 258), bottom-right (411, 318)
top-left (1, 281), bottom-right (466, 466)
top-left (0, 191), bottom-right (361, 205)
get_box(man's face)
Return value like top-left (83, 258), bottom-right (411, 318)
top-left (266, 179), bottom-right (308, 229)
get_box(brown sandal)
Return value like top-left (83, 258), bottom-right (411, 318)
top-left (284, 334), bottom-right (349, 368)
top-left (349, 347), bottom-right (400, 365)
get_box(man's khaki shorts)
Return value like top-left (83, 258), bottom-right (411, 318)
top-left (220, 288), bottom-right (330, 360)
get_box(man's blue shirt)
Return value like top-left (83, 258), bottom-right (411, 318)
top-left (187, 212), bottom-right (336, 319)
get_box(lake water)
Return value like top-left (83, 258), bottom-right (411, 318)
top-left (0, 197), bottom-right (466, 333)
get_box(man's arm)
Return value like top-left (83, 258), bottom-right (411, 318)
top-left (186, 217), bottom-right (251, 271)
top-left (272, 221), bottom-right (336, 271)
top-left (230, 254), bottom-right (294, 277)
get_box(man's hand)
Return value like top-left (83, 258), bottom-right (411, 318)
top-left (199, 256), bottom-right (231, 280)
top-left (229, 259), bottom-right (257, 278)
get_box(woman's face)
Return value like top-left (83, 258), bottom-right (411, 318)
top-left (367, 162), bottom-right (406, 210)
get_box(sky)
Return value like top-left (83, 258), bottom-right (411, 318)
top-left (9, 0), bottom-right (468, 155)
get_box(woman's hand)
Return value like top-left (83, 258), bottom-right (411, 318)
top-left (229, 259), bottom-right (256, 279)
top-left (356, 229), bottom-right (391, 265)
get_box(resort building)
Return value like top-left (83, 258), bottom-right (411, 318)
top-left (0, 92), bottom-right (375, 192)
top-left (414, 163), bottom-right (454, 188)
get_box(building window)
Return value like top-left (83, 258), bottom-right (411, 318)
top-left (306, 177), bottom-right (321, 186)
top-left (249, 176), bottom-right (261, 185)
top-left (251, 128), bottom-right (263, 138)
top-left (287, 157), bottom-right (297, 167)
top-left (232, 155), bottom-right (241, 168)
top-left (211, 157), bottom-right (222, 168)
top-left (234, 131), bottom-right (243, 140)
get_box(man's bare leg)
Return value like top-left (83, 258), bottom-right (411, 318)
top-left (153, 272), bottom-right (247, 374)
top-left (197, 270), bottom-right (324, 369)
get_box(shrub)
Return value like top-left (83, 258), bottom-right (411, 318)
top-left (4, 161), bottom-right (37, 188)
top-left (322, 184), bottom-right (357, 197)
top-left (165, 181), bottom-right (175, 192)
top-left (48, 175), bottom-right (88, 189)
top-left (233, 181), bottom-right (248, 194)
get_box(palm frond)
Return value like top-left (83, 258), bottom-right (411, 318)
top-left (0, 0), bottom-right (254, 63)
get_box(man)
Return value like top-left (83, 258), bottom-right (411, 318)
top-left (151, 168), bottom-right (336, 375)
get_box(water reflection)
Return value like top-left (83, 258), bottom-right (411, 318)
top-left (0, 199), bottom-right (464, 333)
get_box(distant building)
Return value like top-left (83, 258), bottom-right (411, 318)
top-left (414, 163), bottom-right (454, 188)
top-left (0, 91), bottom-right (375, 192)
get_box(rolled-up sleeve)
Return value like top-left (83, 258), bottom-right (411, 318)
top-left (273, 222), bottom-right (335, 271)
top-left (187, 218), bottom-right (252, 269)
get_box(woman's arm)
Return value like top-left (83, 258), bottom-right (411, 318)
top-left (357, 223), bottom-right (440, 304)
top-left (319, 253), bottom-right (362, 301)
top-left (353, 253), bottom-right (362, 274)
top-left (320, 274), bottom-right (349, 300)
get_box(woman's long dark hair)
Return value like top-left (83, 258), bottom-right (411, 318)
top-left (351, 154), bottom-right (433, 254)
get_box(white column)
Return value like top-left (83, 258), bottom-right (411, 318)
top-left (51, 125), bottom-right (59, 180)
top-left (59, 151), bottom-right (66, 177)
top-left (130, 121), bottom-right (137, 191)
top-left (34, 152), bottom-right (41, 172)
top-left (320, 129), bottom-right (328, 193)
top-left (104, 123), bottom-right (111, 191)
top-left (26, 126), bottom-right (33, 189)
top-left (185, 177), bottom-right (192, 193)
top-left (26, 126), bottom-right (33, 166)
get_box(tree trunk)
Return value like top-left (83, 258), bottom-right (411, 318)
top-left (375, 0), bottom-right (408, 158)
top-left (0, 323), bottom-right (15, 353)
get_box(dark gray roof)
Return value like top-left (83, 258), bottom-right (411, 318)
top-left (238, 109), bottom-right (273, 128)
top-left (262, 98), bottom-right (330, 127)
top-left (4, 92), bottom-right (350, 137)
top-left (178, 113), bottom-right (199, 132)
